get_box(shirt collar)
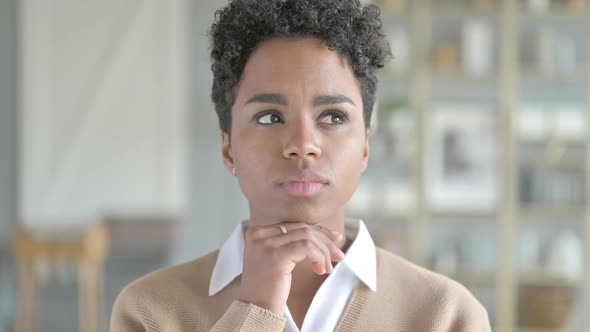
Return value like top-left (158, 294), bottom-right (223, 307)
top-left (341, 219), bottom-right (377, 291)
top-left (209, 218), bottom-right (377, 296)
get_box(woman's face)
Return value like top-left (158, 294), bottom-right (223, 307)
top-left (222, 37), bottom-right (369, 225)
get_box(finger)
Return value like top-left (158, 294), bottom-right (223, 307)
top-left (264, 227), bottom-right (319, 247)
top-left (313, 224), bottom-right (343, 244)
top-left (265, 226), bottom-right (345, 266)
top-left (247, 222), bottom-right (310, 240)
top-left (278, 239), bottom-right (327, 275)
top-left (311, 229), bottom-right (343, 272)
top-left (311, 227), bottom-right (346, 263)
top-left (266, 227), bottom-right (333, 273)
top-left (309, 230), bottom-right (333, 273)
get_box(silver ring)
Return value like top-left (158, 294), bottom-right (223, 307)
top-left (279, 225), bottom-right (288, 235)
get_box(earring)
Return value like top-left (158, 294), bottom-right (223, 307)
top-left (232, 167), bottom-right (236, 176)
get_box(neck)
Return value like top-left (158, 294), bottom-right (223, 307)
top-left (248, 206), bottom-right (348, 235)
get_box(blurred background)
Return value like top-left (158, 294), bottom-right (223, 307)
top-left (1, 0), bottom-right (589, 331)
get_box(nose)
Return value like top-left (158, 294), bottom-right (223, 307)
top-left (282, 118), bottom-right (322, 159)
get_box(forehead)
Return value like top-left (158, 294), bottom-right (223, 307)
top-left (237, 37), bottom-right (361, 101)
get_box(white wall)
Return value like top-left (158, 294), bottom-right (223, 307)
top-left (171, 0), bottom-right (248, 262)
top-left (0, 0), bottom-right (18, 239)
top-left (0, 0), bottom-right (18, 328)
top-left (16, 0), bottom-right (248, 260)
top-left (19, 0), bottom-right (188, 225)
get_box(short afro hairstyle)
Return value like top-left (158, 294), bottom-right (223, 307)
top-left (209, 0), bottom-right (391, 133)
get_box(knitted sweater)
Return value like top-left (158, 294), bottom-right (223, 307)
top-left (111, 248), bottom-right (491, 332)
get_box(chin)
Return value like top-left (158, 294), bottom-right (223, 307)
top-left (277, 202), bottom-right (339, 223)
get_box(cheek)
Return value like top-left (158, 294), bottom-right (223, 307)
top-left (232, 140), bottom-right (276, 191)
top-left (326, 137), bottom-right (366, 194)
top-left (329, 135), bottom-right (366, 171)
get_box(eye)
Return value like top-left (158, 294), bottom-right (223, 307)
top-left (255, 111), bottom-right (283, 125)
top-left (319, 110), bottom-right (349, 125)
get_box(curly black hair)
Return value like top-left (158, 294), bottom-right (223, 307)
top-left (209, 0), bottom-right (391, 133)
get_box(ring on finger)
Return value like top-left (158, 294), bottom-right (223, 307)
top-left (279, 225), bottom-right (288, 235)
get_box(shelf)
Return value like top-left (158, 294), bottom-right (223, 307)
top-left (431, 71), bottom-right (498, 83)
top-left (346, 208), bottom-right (414, 221)
top-left (519, 268), bottom-right (581, 287)
top-left (518, 206), bottom-right (586, 223)
top-left (430, 8), bottom-right (497, 21)
top-left (519, 154), bottom-right (586, 170)
top-left (520, 9), bottom-right (587, 22)
top-left (371, 1), bottom-right (590, 329)
top-left (451, 266), bottom-right (496, 285)
top-left (518, 328), bottom-right (587, 332)
top-left (430, 210), bottom-right (497, 221)
top-left (520, 69), bottom-right (587, 84)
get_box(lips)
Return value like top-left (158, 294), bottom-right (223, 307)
top-left (276, 170), bottom-right (329, 197)
top-left (281, 181), bottom-right (326, 196)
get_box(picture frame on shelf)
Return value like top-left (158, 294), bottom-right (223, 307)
top-left (426, 104), bottom-right (498, 211)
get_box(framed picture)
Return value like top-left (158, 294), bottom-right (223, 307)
top-left (426, 104), bottom-right (498, 211)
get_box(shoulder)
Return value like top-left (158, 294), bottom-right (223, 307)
top-left (375, 247), bottom-right (472, 298)
top-left (374, 248), bottom-right (491, 331)
top-left (118, 249), bottom-right (219, 301)
top-left (111, 250), bottom-right (221, 331)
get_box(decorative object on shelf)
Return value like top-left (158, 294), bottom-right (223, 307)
top-left (434, 42), bottom-right (460, 72)
top-left (471, 0), bottom-right (494, 10)
top-left (536, 25), bottom-right (555, 76)
top-left (527, 0), bottom-right (552, 14)
top-left (459, 228), bottom-right (496, 272)
top-left (566, 0), bottom-right (584, 9)
top-left (518, 231), bottom-right (542, 271)
top-left (462, 19), bottom-right (494, 77)
top-left (347, 181), bottom-right (373, 214)
top-left (535, 26), bottom-right (578, 77)
top-left (519, 166), bottom-right (585, 206)
top-left (555, 35), bottom-right (576, 75)
top-left (519, 285), bottom-right (575, 328)
top-left (378, 97), bottom-right (413, 161)
top-left (427, 104), bottom-right (498, 211)
top-left (387, 27), bottom-right (411, 75)
top-left (518, 103), bottom-right (585, 145)
top-left (518, 104), bottom-right (548, 142)
top-left (382, 181), bottom-right (415, 216)
top-left (375, 0), bottom-right (407, 13)
top-left (554, 104), bottom-right (586, 143)
top-left (545, 231), bottom-right (584, 281)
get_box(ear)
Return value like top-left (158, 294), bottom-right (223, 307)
top-left (361, 128), bottom-right (370, 173)
top-left (221, 131), bottom-right (235, 175)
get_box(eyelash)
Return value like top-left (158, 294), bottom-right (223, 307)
top-left (321, 110), bottom-right (349, 125)
top-left (253, 110), bottom-right (350, 126)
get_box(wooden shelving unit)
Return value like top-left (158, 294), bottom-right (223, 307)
top-left (347, 0), bottom-right (590, 330)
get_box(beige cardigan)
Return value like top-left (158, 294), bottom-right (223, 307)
top-left (111, 248), bottom-right (491, 332)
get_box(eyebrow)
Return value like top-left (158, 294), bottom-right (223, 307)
top-left (313, 94), bottom-right (355, 106)
top-left (245, 94), bottom-right (288, 105)
top-left (244, 93), bottom-right (355, 106)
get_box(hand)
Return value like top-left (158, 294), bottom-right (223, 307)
top-left (239, 222), bottom-right (345, 315)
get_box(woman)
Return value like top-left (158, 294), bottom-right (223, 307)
top-left (111, 0), bottom-right (492, 331)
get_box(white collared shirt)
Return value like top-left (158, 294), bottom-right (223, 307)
top-left (209, 219), bottom-right (377, 332)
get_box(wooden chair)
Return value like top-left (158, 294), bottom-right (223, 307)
top-left (13, 222), bottom-right (109, 332)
